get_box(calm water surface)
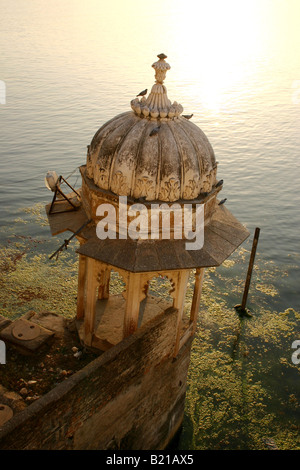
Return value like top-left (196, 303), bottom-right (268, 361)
top-left (0, 0), bottom-right (299, 450)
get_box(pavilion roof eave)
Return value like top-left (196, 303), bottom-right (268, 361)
top-left (75, 206), bottom-right (249, 272)
top-left (45, 197), bottom-right (249, 272)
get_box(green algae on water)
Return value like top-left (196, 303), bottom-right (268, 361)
top-left (182, 273), bottom-right (300, 450)
top-left (0, 239), bottom-right (78, 319)
top-left (0, 207), bottom-right (299, 451)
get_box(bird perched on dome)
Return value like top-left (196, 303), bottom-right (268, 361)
top-left (215, 179), bottom-right (224, 188)
top-left (149, 126), bottom-right (161, 136)
top-left (182, 114), bottom-right (193, 120)
top-left (137, 89), bottom-right (147, 97)
top-left (218, 198), bottom-right (227, 205)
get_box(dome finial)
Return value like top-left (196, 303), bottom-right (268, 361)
top-left (130, 53), bottom-right (183, 120)
top-left (157, 53), bottom-right (167, 59)
top-left (152, 53), bottom-right (170, 85)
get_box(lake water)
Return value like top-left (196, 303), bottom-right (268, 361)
top-left (0, 0), bottom-right (299, 450)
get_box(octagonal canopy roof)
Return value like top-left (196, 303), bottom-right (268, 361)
top-left (45, 201), bottom-right (249, 272)
top-left (75, 204), bottom-right (248, 272)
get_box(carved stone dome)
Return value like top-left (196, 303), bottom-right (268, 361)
top-left (85, 54), bottom-right (217, 202)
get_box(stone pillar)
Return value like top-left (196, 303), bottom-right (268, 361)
top-left (76, 254), bottom-right (86, 320)
top-left (123, 272), bottom-right (141, 338)
top-left (173, 269), bottom-right (190, 356)
top-left (84, 257), bottom-right (98, 346)
top-left (98, 268), bottom-right (110, 300)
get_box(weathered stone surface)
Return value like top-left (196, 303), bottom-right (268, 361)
top-left (86, 112), bottom-right (217, 202)
top-left (29, 312), bottom-right (67, 336)
top-left (0, 317), bottom-right (54, 353)
top-left (76, 294), bottom-right (171, 348)
top-left (0, 308), bottom-right (191, 450)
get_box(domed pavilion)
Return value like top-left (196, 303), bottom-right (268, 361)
top-left (46, 53), bottom-right (249, 355)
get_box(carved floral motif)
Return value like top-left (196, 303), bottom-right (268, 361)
top-left (159, 178), bottom-right (180, 201)
top-left (110, 171), bottom-right (129, 196)
top-left (95, 167), bottom-right (109, 189)
top-left (134, 176), bottom-right (156, 200)
top-left (200, 167), bottom-right (217, 194)
top-left (182, 176), bottom-right (200, 199)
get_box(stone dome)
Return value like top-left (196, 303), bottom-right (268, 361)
top-left (85, 54), bottom-right (217, 202)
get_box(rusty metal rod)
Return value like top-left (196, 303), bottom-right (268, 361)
top-left (241, 227), bottom-right (260, 311)
top-left (60, 176), bottom-right (81, 198)
top-left (49, 219), bottom-right (92, 260)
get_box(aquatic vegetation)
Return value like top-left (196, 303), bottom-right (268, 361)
top-left (109, 270), bottom-right (126, 295)
top-left (0, 238), bottom-right (78, 319)
top-left (255, 283), bottom-right (279, 297)
top-left (0, 207), bottom-right (299, 450)
top-left (222, 259), bottom-right (236, 268)
top-left (181, 268), bottom-right (300, 450)
top-left (20, 203), bottom-right (49, 227)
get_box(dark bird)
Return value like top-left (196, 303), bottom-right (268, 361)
top-left (215, 179), bottom-right (223, 188)
top-left (182, 114), bottom-right (193, 119)
top-left (137, 88), bottom-right (147, 97)
top-left (149, 126), bottom-right (161, 136)
top-left (218, 198), bottom-right (227, 206)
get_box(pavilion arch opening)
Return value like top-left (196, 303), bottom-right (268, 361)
top-left (147, 274), bottom-right (175, 304)
top-left (182, 270), bottom-right (197, 323)
top-left (109, 269), bottom-right (126, 296)
top-left (137, 274), bottom-right (174, 328)
top-left (76, 254), bottom-right (205, 355)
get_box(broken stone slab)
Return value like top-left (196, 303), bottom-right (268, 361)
top-left (0, 317), bottom-right (55, 353)
top-left (26, 311), bottom-right (67, 336)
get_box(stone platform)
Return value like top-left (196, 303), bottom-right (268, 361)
top-left (76, 293), bottom-right (171, 350)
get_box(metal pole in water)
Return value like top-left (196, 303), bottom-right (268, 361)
top-left (235, 227), bottom-right (260, 317)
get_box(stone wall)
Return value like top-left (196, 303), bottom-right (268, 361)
top-left (0, 307), bottom-right (192, 450)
